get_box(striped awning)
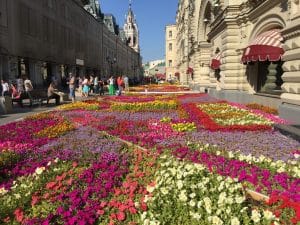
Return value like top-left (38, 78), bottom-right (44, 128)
top-left (210, 52), bottom-right (222, 70)
top-left (241, 29), bottom-right (284, 63)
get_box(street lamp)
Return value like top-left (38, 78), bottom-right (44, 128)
top-left (106, 56), bottom-right (116, 76)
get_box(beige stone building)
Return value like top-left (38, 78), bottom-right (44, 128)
top-left (165, 25), bottom-right (177, 80)
top-left (175, 0), bottom-right (300, 122)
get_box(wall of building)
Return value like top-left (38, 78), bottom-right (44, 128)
top-left (0, 0), bottom-right (141, 86)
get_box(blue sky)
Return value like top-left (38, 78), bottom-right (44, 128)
top-left (99, 0), bottom-right (178, 63)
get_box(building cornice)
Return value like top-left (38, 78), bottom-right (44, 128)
top-left (247, 0), bottom-right (283, 21)
top-left (282, 21), bottom-right (300, 39)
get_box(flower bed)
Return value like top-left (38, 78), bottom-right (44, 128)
top-left (0, 92), bottom-right (299, 224)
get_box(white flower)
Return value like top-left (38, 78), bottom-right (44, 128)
top-left (179, 190), bottom-right (188, 202)
top-left (189, 200), bottom-right (196, 207)
top-left (231, 217), bottom-right (240, 225)
top-left (235, 196), bottom-right (245, 204)
top-left (177, 180), bottom-right (184, 189)
top-left (146, 185), bottom-right (155, 193)
top-left (143, 219), bottom-right (150, 225)
top-left (226, 197), bottom-right (234, 204)
top-left (228, 151), bottom-right (234, 158)
top-left (190, 212), bottom-right (201, 220)
top-left (161, 187), bottom-right (168, 195)
top-left (35, 167), bottom-right (46, 175)
top-left (294, 153), bottom-right (300, 159)
top-left (197, 201), bottom-right (202, 208)
top-left (263, 210), bottom-right (275, 220)
top-left (211, 216), bottom-right (223, 225)
top-left (251, 209), bottom-right (261, 223)
top-left (189, 193), bottom-right (196, 198)
top-left (14, 193), bottom-right (21, 199)
top-left (54, 158), bottom-right (59, 163)
top-left (0, 187), bottom-right (8, 195)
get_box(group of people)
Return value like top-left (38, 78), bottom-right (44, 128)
top-left (1, 76), bottom-right (33, 99)
top-left (0, 75), bottom-right (61, 105)
top-left (67, 73), bottom-right (130, 100)
top-left (108, 75), bottom-right (129, 96)
top-left (78, 75), bottom-right (105, 98)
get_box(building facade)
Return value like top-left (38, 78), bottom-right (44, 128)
top-left (175, 0), bottom-right (300, 122)
top-left (165, 25), bottom-right (177, 81)
top-left (0, 0), bottom-right (142, 87)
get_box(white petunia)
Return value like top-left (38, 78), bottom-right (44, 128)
top-left (231, 217), bottom-right (240, 225)
top-left (263, 210), bottom-right (275, 220)
top-left (189, 200), bottom-right (196, 207)
top-left (251, 209), bottom-right (261, 223)
top-left (35, 167), bottom-right (46, 175)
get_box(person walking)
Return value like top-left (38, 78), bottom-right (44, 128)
top-left (82, 75), bottom-right (90, 97)
top-left (94, 76), bottom-right (99, 94)
top-left (123, 75), bottom-right (129, 92)
top-left (24, 77), bottom-right (33, 92)
top-left (117, 76), bottom-right (124, 96)
top-left (99, 79), bottom-right (105, 96)
top-left (108, 76), bottom-right (115, 95)
top-left (68, 73), bottom-right (76, 103)
top-left (1, 79), bottom-right (10, 96)
top-left (16, 75), bottom-right (24, 93)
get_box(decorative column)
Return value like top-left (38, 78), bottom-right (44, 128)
top-left (28, 60), bottom-right (44, 87)
top-left (8, 57), bottom-right (19, 80)
top-left (261, 63), bottom-right (277, 92)
top-left (220, 21), bottom-right (247, 90)
top-left (197, 42), bottom-right (212, 91)
top-left (280, 0), bottom-right (300, 105)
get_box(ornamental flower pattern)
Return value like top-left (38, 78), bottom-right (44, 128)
top-left (0, 92), bottom-right (299, 224)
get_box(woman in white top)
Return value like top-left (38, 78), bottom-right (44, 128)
top-left (108, 76), bottom-right (115, 95)
top-left (1, 79), bottom-right (10, 96)
top-left (24, 77), bottom-right (33, 92)
top-left (82, 76), bottom-right (90, 97)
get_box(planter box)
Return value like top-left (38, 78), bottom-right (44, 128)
top-left (246, 188), bottom-right (269, 202)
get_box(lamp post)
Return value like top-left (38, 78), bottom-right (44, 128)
top-left (106, 56), bottom-right (116, 76)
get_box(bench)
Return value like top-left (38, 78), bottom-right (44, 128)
top-left (12, 90), bottom-right (57, 107)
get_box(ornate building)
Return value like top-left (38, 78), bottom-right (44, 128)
top-left (175, 0), bottom-right (300, 122)
top-left (123, 1), bottom-right (140, 53)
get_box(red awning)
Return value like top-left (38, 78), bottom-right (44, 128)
top-left (241, 29), bottom-right (284, 63)
top-left (156, 73), bottom-right (166, 80)
top-left (186, 67), bottom-right (193, 74)
top-left (210, 52), bottom-right (222, 70)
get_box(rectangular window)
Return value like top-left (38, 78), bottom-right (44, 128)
top-left (21, 5), bottom-right (30, 34)
top-left (169, 30), bottom-right (172, 38)
top-left (0, 0), bottom-right (8, 27)
top-left (168, 60), bottom-right (172, 67)
top-left (169, 43), bottom-right (172, 51)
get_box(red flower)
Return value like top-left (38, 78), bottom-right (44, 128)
top-left (140, 202), bottom-right (147, 211)
top-left (97, 210), bottom-right (105, 215)
top-left (129, 207), bottom-right (137, 214)
top-left (14, 208), bottom-right (24, 223)
top-left (46, 181), bottom-right (56, 189)
top-left (31, 195), bottom-right (39, 206)
top-left (116, 211), bottom-right (126, 221)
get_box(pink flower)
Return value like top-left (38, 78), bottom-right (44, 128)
top-left (116, 211), bottom-right (126, 221)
